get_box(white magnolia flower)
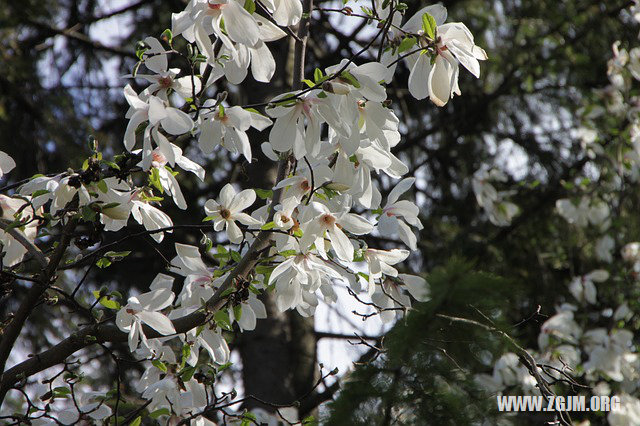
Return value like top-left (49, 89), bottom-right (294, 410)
top-left (403, 5), bottom-right (487, 105)
top-left (204, 184), bottom-right (261, 243)
top-left (0, 151), bottom-right (16, 178)
top-left (0, 195), bottom-right (39, 267)
top-left (269, 253), bottom-right (343, 314)
top-left (123, 85), bottom-right (194, 169)
top-left (569, 269), bottom-right (609, 305)
top-left (143, 143), bottom-right (205, 209)
top-left (372, 274), bottom-right (429, 323)
top-left (267, 91), bottom-right (326, 159)
top-left (133, 37), bottom-right (201, 100)
top-left (203, 16), bottom-right (285, 85)
top-left (362, 248), bottom-right (409, 295)
top-left (169, 244), bottom-right (216, 307)
top-left (57, 391), bottom-right (112, 424)
top-left (538, 305), bottom-right (581, 349)
top-left (583, 328), bottom-right (634, 382)
top-left (116, 288), bottom-right (176, 353)
top-left (262, 0), bottom-right (302, 26)
top-left (377, 178), bottom-right (423, 250)
top-left (608, 394), bottom-right (640, 426)
top-left (299, 201), bottom-right (373, 262)
top-left (199, 104), bottom-right (272, 162)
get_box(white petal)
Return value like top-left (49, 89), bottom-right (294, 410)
top-left (138, 311), bottom-right (176, 335)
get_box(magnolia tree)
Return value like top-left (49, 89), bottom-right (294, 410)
top-left (0, 0), bottom-right (488, 424)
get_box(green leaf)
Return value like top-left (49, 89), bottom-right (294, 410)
top-left (233, 304), bottom-right (243, 321)
top-left (31, 189), bottom-right (50, 198)
top-left (98, 297), bottom-right (120, 310)
top-left (105, 250), bottom-right (131, 260)
top-left (421, 12), bottom-right (437, 39)
top-left (230, 250), bottom-right (242, 263)
top-left (314, 68), bottom-right (323, 82)
top-left (149, 167), bottom-right (163, 193)
top-left (130, 416), bottom-right (142, 426)
top-left (150, 408), bottom-right (171, 419)
top-left (302, 79), bottom-right (315, 88)
top-left (261, 221), bottom-right (275, 230)
top-left (96, 257), bottom-right (112, 269)
top-left (152, 359), bottom-right (167, 373)
top-left (214, 310), bottom-right (232, 330)
top-left (161, 28), bottom-right (173, 45)
top-left (243, 0), bottom-right (256, 14)
top-left (278, 249), bottom-right (298, 257)
top-left (255, 188), bottom-right (273, 199)
top-left (340, 71), bottom-right (361, 88)
top-left (398, 36), bottom-right (417, 53)
top-left (180, 366), bottom-right (196, 381)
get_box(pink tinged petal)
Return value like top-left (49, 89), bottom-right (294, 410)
top-left (327, 226), bottom-right (354, 262)
top-left (339, 213), bottom-right (374, 235)
top-left (428, 55), bottom-right (455, 106)
top-left (223, 0), bottom-right (261, 46)
top-left (137, 288), bottom-right (175, 311)
top-left (408, 54), bottom-right (431, 100)
top-left (138, 311), bottom-right (176, 335)
top-left (152, 129), bottom-right (176, 166)
top-left (226, 220), bottom-right (244, 244)
top-left (399, 273), bottom-right (430, 301)
top-left (161, 108), bottom-right (194, 135)
top-left (250, 41), bottom-right (276, 83)
top-left (229, 189), bottom-right (256, 212)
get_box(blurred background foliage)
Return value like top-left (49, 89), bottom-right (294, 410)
top-left (1, 0), bottom-right (638, 424)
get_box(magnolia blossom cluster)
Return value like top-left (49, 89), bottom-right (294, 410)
top-left (474, 28), bottom-right (640, 426)
top-left (0, 0), bottom-right (490, 423)
top-left (472, 167), bottom-right (519, 226)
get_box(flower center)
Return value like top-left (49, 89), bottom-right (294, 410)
top-left (152, 150), bottom-right (167, 166)
top-left (220, 208), bottom-right (231, 219)
top-left (208, 1), bottom-right (224, 11)
top-left (300, 179), bottom-right (311, 191)
top-left (320, 213), bottom-right (336, 227)
top-left (158, 76), bottom-right (173, 88)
